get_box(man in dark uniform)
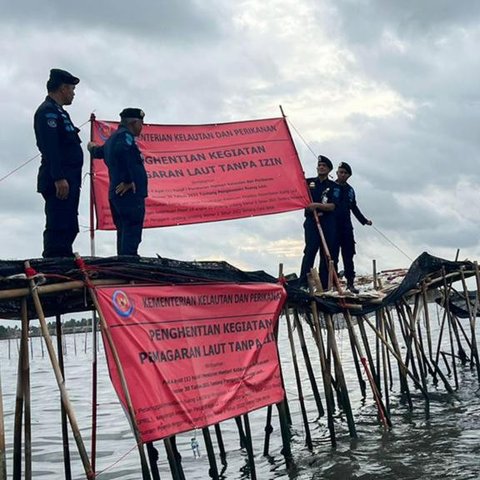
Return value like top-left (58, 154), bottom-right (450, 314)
top-left (299, 155), bottom-right (340, 290)
top-left (88, 108), bottom-right (147, 256)
top-left (34, 68), bottom-right (83, 258)
top-left (334, 161), bottom-right (372, 293)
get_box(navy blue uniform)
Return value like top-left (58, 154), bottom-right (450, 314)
top-left (92, 126), bottom-right (148, 255)
top-left (334, 183), bottom-right (369, 284)
top-left (34, 96), bottom-right (83, 257)
top-left (299, 177), bottom-right (340, 288)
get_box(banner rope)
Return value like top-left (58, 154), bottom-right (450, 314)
top-left (93, 443), bottom-right (139, 478)
top-left (286, 117), bottom-right (414, 263)
top-left (0, 117), bottom-right (92, 186)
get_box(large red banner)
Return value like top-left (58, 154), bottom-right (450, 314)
top-left (91, 117), bottom-right (310, 229)
top-left (96, 283), bottom-right (286, 442)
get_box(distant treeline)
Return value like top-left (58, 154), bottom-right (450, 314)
top-left (0, 317), bottom-right (93, 339)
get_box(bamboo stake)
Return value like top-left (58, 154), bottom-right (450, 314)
top-left (242, 415), bottom-right (257, 480)
top-left (202, 427), bottom-right (220, 480)
top-left (325, 312), bottom-right (357, 437)
top-left (284, 307), bottom-right (312, 449)
top-left (56, 315), bottom-right (72, 480)
top-left (344, 311), bottom-right (390, 429)
top-left (421, 283), bottom-right (434, 361)
top-left (383, 308), bottom-right (412, 409)
top-left (0, 278), bottom-right (126, 301)
top-left (307, 278), bottom-right (336, 447)
top-left (164, 437), bottom-right (183, 480)
top-left (145, 443), bottom-right (161, 480)
top-left (356, 317), bottom-right (379, 390)
top-left (73, 255), bottom-right (151, 480)
top-left (379, 308), bottom-right (390, 416)
top-left (21, 300), bottom-right (31, 480)
top-left (25, 261), bottom-right (95, 479)
top-left (13, 304), bottom-right (25, 480)
top-left (344, 313), bottom-right (367, 398)
top-left (292, 308), bottom-right (325, 418)
top-left (442, 269), bottom-right (459, 390)
top-left (0, 362), bottom-right (6, 480)
top-left (90, 311), bottom-right (98, 472)
top-left (459, 268), bottom-right (480, 380)
top-left (213, 424), bottom-right (227, 467)
top-left (361, 314), bottom-right (430, 418)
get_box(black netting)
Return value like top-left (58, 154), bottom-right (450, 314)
top-left (0, 252), bottom-right (475, 320)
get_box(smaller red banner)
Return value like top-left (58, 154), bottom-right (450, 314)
top-left (96, 283), bottom-right (286, 442)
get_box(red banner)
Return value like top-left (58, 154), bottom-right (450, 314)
top-left (95, 283), bottom-right (286, 442)
top-left (91, 117), bottom-right (309, 229)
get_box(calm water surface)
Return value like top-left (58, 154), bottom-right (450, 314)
top-left (1, 310), bottom-right (480, 479)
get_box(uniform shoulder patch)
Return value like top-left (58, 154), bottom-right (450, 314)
top-left (124, 133), bottom-right (134, 146)
top-left (47, 118), bottom-right (58, 128)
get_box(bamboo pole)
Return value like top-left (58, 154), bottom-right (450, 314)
top-left (73, 255), bottom-right (152, 480)
top-left (213, 424), bottom-right (227, 467)
top-left (202, 427), bottom-right (219, 480)
top-left (55, 314), bottom-right (72, 480)
top-left (0, 278), bottom-right (125, 301)
top-left (13, 303), bottom-right (25, 480)
top-left (383, 308), bottom-right (412, 409)
top-left (324, 312), bottom-right (357, 437)
top-left (285, 307), bottom-right (312, 449)
top-left (21, 300), bottom-right (31, 480)
top-left (459, 267), bottom-right (480, 380)
top-left (307, 280), bottom-right (336, 447)
top-left (90, 311), bottom-right (98, 472)
top-left (421, 283), bottom-right (434, 361)
top-left (164, 437), bottom-right (183, 480)
top-left (442, 269), bottom-right (458, 390)
top-left (361, 314), bottom-right (430, 417)
top-left (344, 311), bottom-right (390, 429)
top-left (242, 415), bottom-right (257, 480)
top-left (145, 442), bottom-right (161, 480)
top-left (292, 308), bottom-right (325, 418)
top-left (0, 362), bottom-right (6, 480)
top-left (25, 261), bottom-right (95, 479)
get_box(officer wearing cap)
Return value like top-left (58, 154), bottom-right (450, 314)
top-left (334, 161), bottom-right (372, 293)
top-left (88, 108), bottom-right (147, 255)
top-left (299, 155), bottom-right (341, 289)
top-left (34, 68), bottom-right (83, 258)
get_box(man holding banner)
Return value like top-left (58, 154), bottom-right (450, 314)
top-left (88, 108), bottom-right (147, 255)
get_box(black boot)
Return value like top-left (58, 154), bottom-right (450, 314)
top-left (346, 281), bottom-right (359, 294)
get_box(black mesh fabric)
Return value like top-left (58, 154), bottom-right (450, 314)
top-left (0, 252), bottom-right (475, 320)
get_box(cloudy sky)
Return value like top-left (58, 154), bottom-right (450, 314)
top-left (1, 0), bottom-right (479, 279)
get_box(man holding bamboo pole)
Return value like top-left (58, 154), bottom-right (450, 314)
top-left (299, 155), bottom-right (340, 289)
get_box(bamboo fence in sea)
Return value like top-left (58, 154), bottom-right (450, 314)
top-left (0, 253), bottom-right (479, 480)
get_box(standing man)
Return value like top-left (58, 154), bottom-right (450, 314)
top-left (334, 162), bottom-right (372, 293)
top-left (34, 68), bottom-right (83, 258)
top-left (88, 108), bottom-right (147, 256)
top-left (299, 155), bottom-right (340, 290)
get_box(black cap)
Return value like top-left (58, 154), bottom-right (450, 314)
top-left (317, 155), bottom-right (333, 171)
top-left (338, 162), bottom-right (352, 175)
top-left (119, 108), bottom-right (145, 120)
top-left (47, 68), bottom-right (79, 91)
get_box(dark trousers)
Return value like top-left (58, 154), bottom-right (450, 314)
top-left (110, 196), bottom-right (145, 256)
top-left (334, 226), bottom-right (356, 283)
top-left (41, 186), bottom-right (80, 258)
top-left (299, 218), bottom-right (337, 289)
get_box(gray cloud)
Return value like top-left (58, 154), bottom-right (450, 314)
top-left (0, 0), bottom-right (479, 277)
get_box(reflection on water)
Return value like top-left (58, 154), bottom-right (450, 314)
top-left (1, 314), bottom-right (480, 479)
